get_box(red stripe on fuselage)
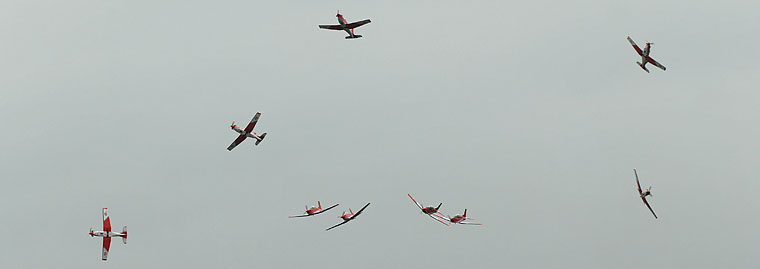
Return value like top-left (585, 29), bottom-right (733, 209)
top-left (338, 15), bottom-right (347, 25)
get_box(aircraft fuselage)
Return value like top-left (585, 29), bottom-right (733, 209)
top-left (336, 15), bottom-right (357, 38)
top-left (421, 207), bottom-right (438, 214)
top-left (90, 231), bottom-right (125, 238)
top-left (232, 126), bottom-right (263, 140)
top-left (640, 191), bottom-right (651, 198)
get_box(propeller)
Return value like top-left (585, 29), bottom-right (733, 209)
top-left (89, 228), bottom-right (94, 237)
top-left (648, 186), bottom-right (653, 197)
top-left (230, 121), bottom-right (236, 128)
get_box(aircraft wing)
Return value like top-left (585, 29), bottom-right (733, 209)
top-left (243, 112), bottom-right (261, 133)
top-left (428, 213), bottom-right (451, 226)
top-left (408, 194), bottom-right (424, 210)
top-left (325, 220), bottom-right (349, 231)
top-left (227, 135), bottom-right (247, 151)
top-left (350, 203), bottom-right (371, 219)
top-left (627, 36), bottom-right (643, 56)
top-left (102, 237), bottom-right (111, 261)
top-left (634, 169), bottom-right (643, 195)
top-left (646, 56), bottom-right (666, 71)
top-left (319, 24), bottom-right (343, 30)
top-left (103, 208), bottom-right (112, 232)
top-left (346, 19), bottom-right (371, 29)
top-left (318, 203), bottom-right (340, 214)
top-left (641, 197), bottom-right (658, 219)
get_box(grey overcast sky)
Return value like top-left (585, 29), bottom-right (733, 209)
top-left (1, 0), bottom-right (759, 268)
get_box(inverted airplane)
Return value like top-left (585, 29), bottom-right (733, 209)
top-left (319, 11), bottom-right (371, 39)
top-left (326, 202), bottom-right (371, 231)
top-left (634, 169), bottom-right (658, 219)
top-left (289, 201), bottom-right (340, 218)
top-left (89, 208), bottom-right (127, 261)
top-left (627, 36), bottom-right (666, 73)
top-left (227, 112), bottom-right (267, 151)
top-left (408, 194), bottom-right (450, 226)
top-left (445, 209), bottom-right (483, 225)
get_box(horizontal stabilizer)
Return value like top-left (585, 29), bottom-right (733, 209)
top-left (122, 226), bottom-right (127, 244)
top-left (255, 133), bottom-right (267, 145)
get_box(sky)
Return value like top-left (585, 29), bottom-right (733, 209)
top-left (1, 0), bottom-right (759, 268)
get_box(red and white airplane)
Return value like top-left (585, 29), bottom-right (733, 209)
top-left (627, 36), bottom-right (666, 73)
top-left (288, 201), bottom-right (340, 218)
top-left (408, 194), bottom-right (450, 226)
top-left (227, 112), bottom-right (267, 151)
top-left (89, 208), bottom-right (127, 261)
top-left (445, 209), bottom-right (483, 225)
top-left (634, 169), bottom-right (658, 219)
top-left (318, 11), bottom-right (371, 39)
top-left (326, 202), bottom-right (371, 231)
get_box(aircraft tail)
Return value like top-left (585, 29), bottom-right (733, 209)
top-left (318, 201), bottom-right (322, 209)
top-left (463, 209), bottom-right (467, 218)
top-left (436, 203), bottom-right (442, 211)
top-left (255, 133), bottom-right (267, 145)
top-left (637, 62), bottom-right (650, 73)
top-left (122, 226), bottom-right (127, 244)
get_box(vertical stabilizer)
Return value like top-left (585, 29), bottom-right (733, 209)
top-left (122, 226), bottom-right (127, 244)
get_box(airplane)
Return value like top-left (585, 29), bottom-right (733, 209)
top-left (318, 11), bottom-right (371, 39)
top-left (89, 208), bottom-right (127, 261)
top-left (227, 112), bottom-right (267, 151)
top-left (326, 202), bottom-right (371, 231)
top-left (288, 201), bottom-right (340, 218)
top-left (634, 169), bottom-right (658, 219)
top-left (444, 209), bottom-right (483, 225)
top-left (627, 36), bottom-right (666, 73)
top-left (408, 194), bottom-right (450, 226)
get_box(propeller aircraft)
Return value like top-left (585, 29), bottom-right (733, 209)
top-left (89, 208), bottom-right (127, 261)
top-left (227, 112), bottom-right (267, 151)
top-left (408, 194), bottom-right (449, 226)
top-left (289, 201), bottom-right (340, 218)
top-left (319, 11), bottom-right (371, 39)
top-left (634, 169), bottom-right (658, 219)
top-left (326, 202), bottom-right (371, 231)
top-left (627, 36), bottom-right (667, 73)
top-left (445, 209), bottom-right (483, 225)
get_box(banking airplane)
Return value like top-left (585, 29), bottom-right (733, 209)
top-left (227, 112), bottom-right (267, 151)
top-left (627, 36), bottom-right (666, 72)
top-left (326, 202), bottom-right (371, 231)
top-left (318, 11), bottom-right (371, 39)
top-left (289, 201), bottom-right (340, 218)
top-left (634, 169), bottom-right (658, 219)
top-left (408, 194), bottom-right (450, 226)
top-left (89, 208), bottom-right (127, 261)
top-left (445, 209), bottom-right (483, 225)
